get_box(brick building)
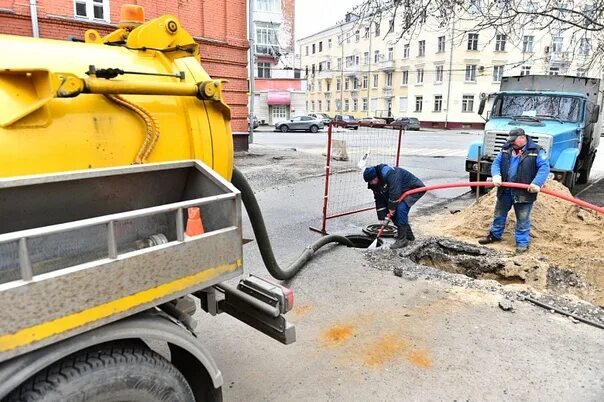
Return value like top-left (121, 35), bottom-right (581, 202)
top-left (0, 0), bottom-right (249, 148)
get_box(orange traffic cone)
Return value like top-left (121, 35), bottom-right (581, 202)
top-left (185, 207), bottom-right (205, 237)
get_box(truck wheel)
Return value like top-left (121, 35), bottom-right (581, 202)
top-left (309, 125), bottom-right (319, 133)
top-left (469, 173), bottom-right (487, 195)
top-left (280, 125), bottom-right (289, 133)
top-left (563, 172), bottom-right (576, 193)
top-left (577, 154), bottom-right (594, 185)
top-left (7, 343), bottom-right (195, 402)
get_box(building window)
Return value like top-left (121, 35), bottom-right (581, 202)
top-left (418, 40), bottom-right (426, 57)
top-left (335, 99), bottom-right (342, 111)
top-left (364, 27), bottom-right (370, 38)
top-left (387, 47), bottom-right (394, 61)
top-left (326, 100), bottom-right (331, 111)
top-left (399, 96), bottom-right (408, 113)
top-left (362, 75), bottom-right (368, 89)
top-left (256, 0), bottom-right (280, 12)
top-left (401, 70), bottom-right (409, 86)
top-left (579, 38), bottom-right (590, 55)
top-left (374, 22), bottom-right (380, 37)
top-left (318, 81), bottom-right (323, 92)
top-left (467, 33), bottom-right (479, 50)
top-left (318, 100), bottom-right (322, 111)
top-left (328, 39), bottom-right (332, 48)
top-left (370, 97), bottom-right (378, 111)
top-left (492, 65), bottom-right (503, 82)
top-left (344, 99), bottom-right (350, 112)
top-left (311, 101), bottom-right (315, 112)
top-left (373, 74), bottom-right (379, 88)
top-left (364, 51), bottom-right (370, 65)
top-left (319, 41), bottom-right (323, 52)
top-left (257, 62), bottom-right (271, 78)
top-left (495, 34), bottom-right (507, 51)
top-left (337, 35), bottom-right (342, 45)
top-left (552, 37), bottom-right (563, 53)
top-left (415, 96), bottom-right (423, 112)
top-left (362, 98), bottom-right (368, 111)
top-left (403, 44), bottom-right (410, 59)
top-left (344, 78), bottom-right (349, 90)
top-left (577, 68), bottom-right (587, 77)
top-left (75, 0), bottom-right (110, 22)
top-left (434, 95), bottom-right (443, 112)
top-left (437, 36), bottom-right (445, 53)
top-left (312, 44), bottom-right (316, 54)
top-left (520, 66), bottom-right (531, 76)
top-left (385, 72), bottom-right (393, 87)
top-left (435, 65), bottom-right (444, 83)
top-left (305, 46), bottom-right (308, 56)
top-left (388, 19), bottom-right (395, 33)
top-left (337, 58), bottom-right (342, 70)
top-left (549, 67), bottom-right (560, 76)
top-left (374, 50), bottom-right (380, 63)
top-left (326, 81), bottom-right (331, 91)
top-left (462, 95), bottom-right (474, 112)
top-left (256, 22), bottom-right (280, 55)
top-left (355, 30), bottom-right (360, 42)
top-left (353, 99), bottom-right (358, 111)
top-left (465, 64), bottom-right (477, 82)
top-left (352, 77), bottom-right (358, 90)
top-left (522, 35), bottom-right (534, 53)
top-left (336, 79), bottom-right (341, 91)
top-left (416, 68), bottom-right (424, 84)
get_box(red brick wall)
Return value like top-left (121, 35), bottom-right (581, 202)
top-left (0, 0), bottom-right (249, 133)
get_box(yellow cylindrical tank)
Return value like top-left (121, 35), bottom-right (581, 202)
top-left (0, 15), bottom-right (233, 180)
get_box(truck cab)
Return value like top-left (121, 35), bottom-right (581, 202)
top-left (466, 75), bottom-right (602, 192)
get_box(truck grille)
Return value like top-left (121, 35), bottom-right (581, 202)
top-left (483, 131), bottom-right (552, 158)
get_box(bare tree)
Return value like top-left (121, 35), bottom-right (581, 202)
top-left (347, 0), bottom-right (603, 71)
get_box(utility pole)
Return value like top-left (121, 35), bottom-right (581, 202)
top-left (444, 20), bottom-right (455, 129)
top-left (339, 24), bottom-right (344, 116)
top-left (248, 0), bottom-right (255, 143)
top-left (367, 24), bottom-right (372, 117)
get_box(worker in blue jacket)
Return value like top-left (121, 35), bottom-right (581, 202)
top-left (479, 128), bottom-right (550, 253)
top-left (363, 164), bottom-right (425, 249)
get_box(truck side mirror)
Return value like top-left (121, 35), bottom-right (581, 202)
top-left (478, 98), bottom-right (486, 115)
top-left (591, 104), bottom-right (600, 123)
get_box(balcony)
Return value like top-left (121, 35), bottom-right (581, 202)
top-left (382, 86), bottom-right (393, 98)
top-left (344, 64), bottom-right (361, 76)
top-left (324, 91), bottom-right (332, 99)
top-left (317, 70), bottom-right (333, 80)
top-left (548, 51), bottom-right (571, 64)
top-left (350, 88), bottom-right (359, 97)
top-left (378, 59), bottom-right (396, 71)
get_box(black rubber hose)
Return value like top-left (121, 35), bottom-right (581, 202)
top-left (523, 296), bottom-right (604, 330)
top-left (231, 167), bottom-right (353, 280)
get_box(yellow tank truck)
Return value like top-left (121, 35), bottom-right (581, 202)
top-left (0, 5), bottom-right (302, 401)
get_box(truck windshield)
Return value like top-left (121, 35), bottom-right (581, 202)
top-left (493, 94), bottom-right (581, 123)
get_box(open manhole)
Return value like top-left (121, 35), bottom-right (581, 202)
top-left (345, 234), bottom-right (383, 249)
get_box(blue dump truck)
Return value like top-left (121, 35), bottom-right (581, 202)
top-left (466, 75), bottom-right (602, 193)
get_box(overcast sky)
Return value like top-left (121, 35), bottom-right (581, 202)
top-left (295, 0), bottom-right (365, 42)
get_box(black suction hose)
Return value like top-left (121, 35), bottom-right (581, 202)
top-left (231, 167), bottom-right (353, 280)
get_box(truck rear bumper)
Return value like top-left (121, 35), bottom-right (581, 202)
top-left (465, 159), bottom-right (492, 177)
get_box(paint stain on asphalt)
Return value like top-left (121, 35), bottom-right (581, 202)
top-left (292, 304), bottom-right (311, 317)
top-left (323, 325), bottom-right (355, 345)
top-left (406, 349), bottom-right (432, 369)
top-left (362, 334), bottom-right (408, 367)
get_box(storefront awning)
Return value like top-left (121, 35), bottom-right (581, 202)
top-left (267, 92), bottom-right (291, 106)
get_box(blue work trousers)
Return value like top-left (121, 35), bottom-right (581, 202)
top-left (392, 202), bottom-right (411, 228)
top-left (490, 190), bottom-right (534, 248)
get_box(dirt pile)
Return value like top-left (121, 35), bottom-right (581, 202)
top-left (423, 179), bottom-right (604, 306)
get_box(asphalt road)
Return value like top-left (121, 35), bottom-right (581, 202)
top-left (192, 130), bottom-right (604, 401)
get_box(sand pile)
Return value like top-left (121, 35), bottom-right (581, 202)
top-left (423, 179), bottom-right (604, 306)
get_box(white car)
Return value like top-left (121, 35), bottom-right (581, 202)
top-left (275, 115), bottom-right (325, 133)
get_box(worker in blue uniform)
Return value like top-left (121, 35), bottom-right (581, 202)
top-left (363, 164), bottom-right (425, 249)
top-left (479, 128), bottom-right (550, 253)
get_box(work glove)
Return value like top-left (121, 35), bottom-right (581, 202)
top-left (388, 210), bottom-right (396, 218)
top-left (528, 183), bottom-right (540, 193)
top-left (492, 175), bottom-right (502, 187)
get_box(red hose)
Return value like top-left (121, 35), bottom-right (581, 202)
top-left (398, 181), bottom-right (604, 214)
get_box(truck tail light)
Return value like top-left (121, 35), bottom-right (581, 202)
top-left (282, 286), bottom-right (294, 312)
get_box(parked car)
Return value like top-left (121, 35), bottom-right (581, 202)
top-left (391, 117), bottom-right (421, 130)
top-left (360, 117), bottom-right (387, 127)
top-left (247, 115), bottom-right (259, 129)
top-left (275, 115), bottom-right (324, 133)
top-left (334, 114), bottom-right (359, 130)
top-left (308, 113), bottom-right (332, 125)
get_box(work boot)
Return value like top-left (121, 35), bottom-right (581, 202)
top-left (391, 226), bottom-right (410, 249)
top-left (516, 246), bottom-right (529, 255)
top-left (405, 224), bottom-right (415, 241)
top-left (478, 233), bottom-right (501, 245)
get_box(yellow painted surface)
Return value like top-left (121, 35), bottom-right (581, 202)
top-left (0, 15), bottom-right (233, 181)
top-left (0, 259), bottom-right (242, 352)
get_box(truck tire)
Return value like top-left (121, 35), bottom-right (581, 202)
top-left (563, 172), bottom-right (576, 193)
top-left (7, 343), bottom-right (195, 402)
top-left (577, 153), bottom-right (595, 185)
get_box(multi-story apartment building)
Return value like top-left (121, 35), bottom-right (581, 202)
top-left (251, 0), bottom-right (306, 125)
top-left (298, 9), bottom-right (601, 129)
top-left (0, 0), bottom-right (250, 148)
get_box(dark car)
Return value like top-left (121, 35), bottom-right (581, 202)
top-left (334, 114), bottom-right (359, 130)
top-left (274, 115), bottom-right (324, 133)
top-left (391, 117), bottom-right (420, 130)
